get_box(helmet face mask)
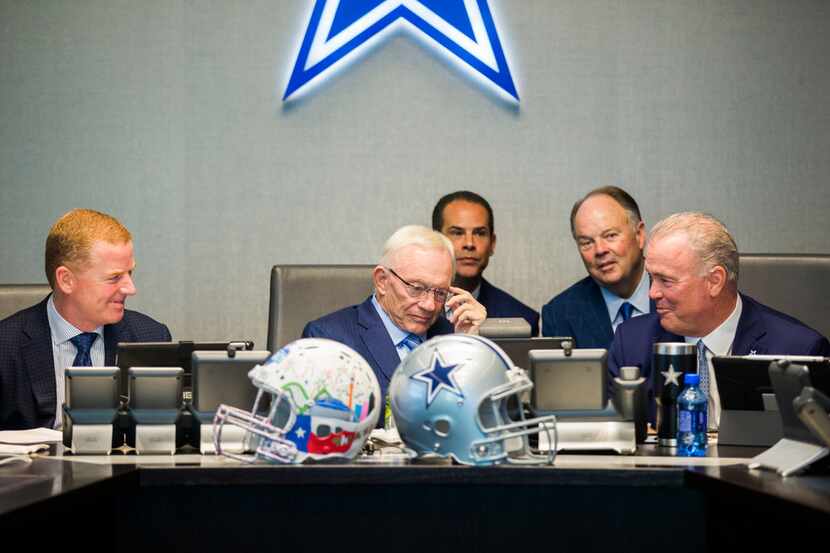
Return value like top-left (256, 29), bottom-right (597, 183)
top-left (390, 334), bottom-right (556, 466)
top-left (213, 338), bottom-right (381, 464)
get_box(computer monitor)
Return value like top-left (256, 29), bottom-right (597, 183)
top-left (127, 367), bottom-right (184, 410)
top-left (116, 340), bottom-right (254, 399)
top-left (63, 367), bottom-right (122, 451)
top-left (191, 350), bottom-right (270, 418)
top-left (528, 349), bottom-right (608, 412)
top-left (712, 355), bottom-right (830, 446)
top-left (493, 337), bottom-right (572, 372)
top-left (65, 367), bottom-right (121, 410)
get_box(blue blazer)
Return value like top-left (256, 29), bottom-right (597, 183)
top-left (542, 276), bottom-right (655, 349)
top-left (478, 278), bottom-right (540, 337)
top-left (302, 296), bottom-right (454, 402)
top-left (607, 293), bottom-right (830, 423)
top-left (0, 297), bottom-right (172, 430)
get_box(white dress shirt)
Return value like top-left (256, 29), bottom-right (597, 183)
top-left (685, 294), bottom-right (743, 430)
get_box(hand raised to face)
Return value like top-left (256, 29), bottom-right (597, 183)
top-left (445, 286), bottom-right (487, 334)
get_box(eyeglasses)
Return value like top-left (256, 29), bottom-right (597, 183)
top-left (385, 267), bottom-right (450, 304)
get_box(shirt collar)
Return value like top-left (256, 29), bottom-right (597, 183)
top-left (46, 295), bottom-right (104, 346)
top-left (685, 294), bottom-right (743, 355)
top-left (599, 269), bottom-right (650, 321)
top-left (371, 295), bottom-right (424, 346)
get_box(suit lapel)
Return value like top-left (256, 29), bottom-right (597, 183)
top-left (731, 294), bottom-right (766, 355)
top-left (583, 280), bottom-right (614, 346)
top-left (356, 299), bottom-right (401, 386)
top-left (477, 279), bottom-right (491, 306)
top-left (103, 321), bottom-right (125, 366)
top-left (21, 300), bottom-right (58, 421)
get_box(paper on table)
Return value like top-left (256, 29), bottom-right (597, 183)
top-left (0, 427), bottom-right (62, 445)
top-left (0, 443), bottom-right (51, 455)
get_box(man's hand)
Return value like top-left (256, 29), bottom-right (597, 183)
top-left (445, 286), bottom-right (487, 334)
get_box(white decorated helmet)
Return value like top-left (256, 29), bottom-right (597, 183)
top-left (213, 338), bottom-right (381, 463)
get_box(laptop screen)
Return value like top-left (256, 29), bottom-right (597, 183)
top-left (713, 355), bottom-right (830, 411)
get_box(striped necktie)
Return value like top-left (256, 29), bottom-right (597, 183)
top-left (696, 339), bottom-right (710, 398)
top-left (400, 333), bottom-right (423, 355)
top-left (70, 332), bottom-right (98, 367)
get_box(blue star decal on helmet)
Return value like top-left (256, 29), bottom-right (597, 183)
top-left (284, 0), bottom-right (518, 102)
top-left (412, 350), bottom-right (465, 406)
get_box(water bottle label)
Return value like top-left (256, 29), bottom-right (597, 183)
top-left (678, 410), bottom-right (706, 432)
top-left (678, 411), bottom-right (691, 432)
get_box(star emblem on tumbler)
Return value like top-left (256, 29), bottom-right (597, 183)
top-left (661, 364), bottom-right (682, 386)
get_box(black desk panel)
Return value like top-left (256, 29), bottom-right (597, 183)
top-left (0, 446), bottom-right (827, 553)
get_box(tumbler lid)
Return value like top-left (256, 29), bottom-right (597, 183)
top-left (653, 342), bottom-right (696, 355)
top-left (620, 366), bottom-right (641, 380)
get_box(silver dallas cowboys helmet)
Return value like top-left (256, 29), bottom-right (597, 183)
top-left (389, 334), bottom-right (556, 466)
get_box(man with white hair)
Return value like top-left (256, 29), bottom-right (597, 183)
top-left (302, 225), bottom-right (487, 401)
top-left (608, 212), bottom-right (830, 427)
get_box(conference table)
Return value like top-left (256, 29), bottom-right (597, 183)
top-left (1, 441), bottom-right (827, 552)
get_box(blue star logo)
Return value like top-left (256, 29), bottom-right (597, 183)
top-left (284, 0), bottom-right (518, 102)
top-left (412, 351), bottom-right (464, 406)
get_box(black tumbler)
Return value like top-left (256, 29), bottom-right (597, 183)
top-left (652, 342), bottom-right (696, 446)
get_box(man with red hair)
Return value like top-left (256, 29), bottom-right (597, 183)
top-left (0, 208), bottom-right (171, 430)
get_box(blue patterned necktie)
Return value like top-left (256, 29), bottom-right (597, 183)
top-left (70, 332), bottom-right (98, 367)
top-left (696, 339), bottom-right (710, 398)
top-left (619, 302), bottom-right (634, 322)
top-left (400, 333), bottom-right (423, 355)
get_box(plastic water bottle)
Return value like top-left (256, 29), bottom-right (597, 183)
top-left (676, 373), bottom-right (708, 457)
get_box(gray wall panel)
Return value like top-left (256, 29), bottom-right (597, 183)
top-left (2, 1), bottom-right (828, 348)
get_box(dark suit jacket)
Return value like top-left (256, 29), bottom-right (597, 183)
top-left (301, 296), bottom-right (454, 402)
top-left (542, 276), bottom-right (655, 349)
top-left (0, 297), bottom-right (172, 430)
top-left (478, 278), bottom-right (540, 337)
top-left (607, 293), bottom-right (830, 423)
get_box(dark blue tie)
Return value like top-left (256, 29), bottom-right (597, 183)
top-left (70, 332), bottom-right (98, 367)
top-left (400, 333), bottom-right (423, 355)
top-left (619, 302), bottom-right (634, 322)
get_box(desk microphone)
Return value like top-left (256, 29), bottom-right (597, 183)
top-left (794, 386), bottom-right (830, 448)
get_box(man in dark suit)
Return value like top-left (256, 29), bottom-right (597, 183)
top-left (608, 212), bottom-right (830, 426)
top-left (432, 191), bottom-right (539, 335)
top-left (0, 209), bottom-right (171, 430)
top-left (542, 186), bottom-right (651, 348)
top-left (302, 225), bottom-right (486, 402)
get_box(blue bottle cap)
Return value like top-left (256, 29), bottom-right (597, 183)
top-left (684, 373), bottom-right (699, 386)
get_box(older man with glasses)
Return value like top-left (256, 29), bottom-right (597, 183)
top-left (302, 225), bottom-right (486, 405)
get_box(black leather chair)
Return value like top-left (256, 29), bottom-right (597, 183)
top-left (0, 283), bottom-right (51, 321)
top-left (738, 254), bottom-right (830, 339)
top-left (266, 265), bottom-right (374, 352)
